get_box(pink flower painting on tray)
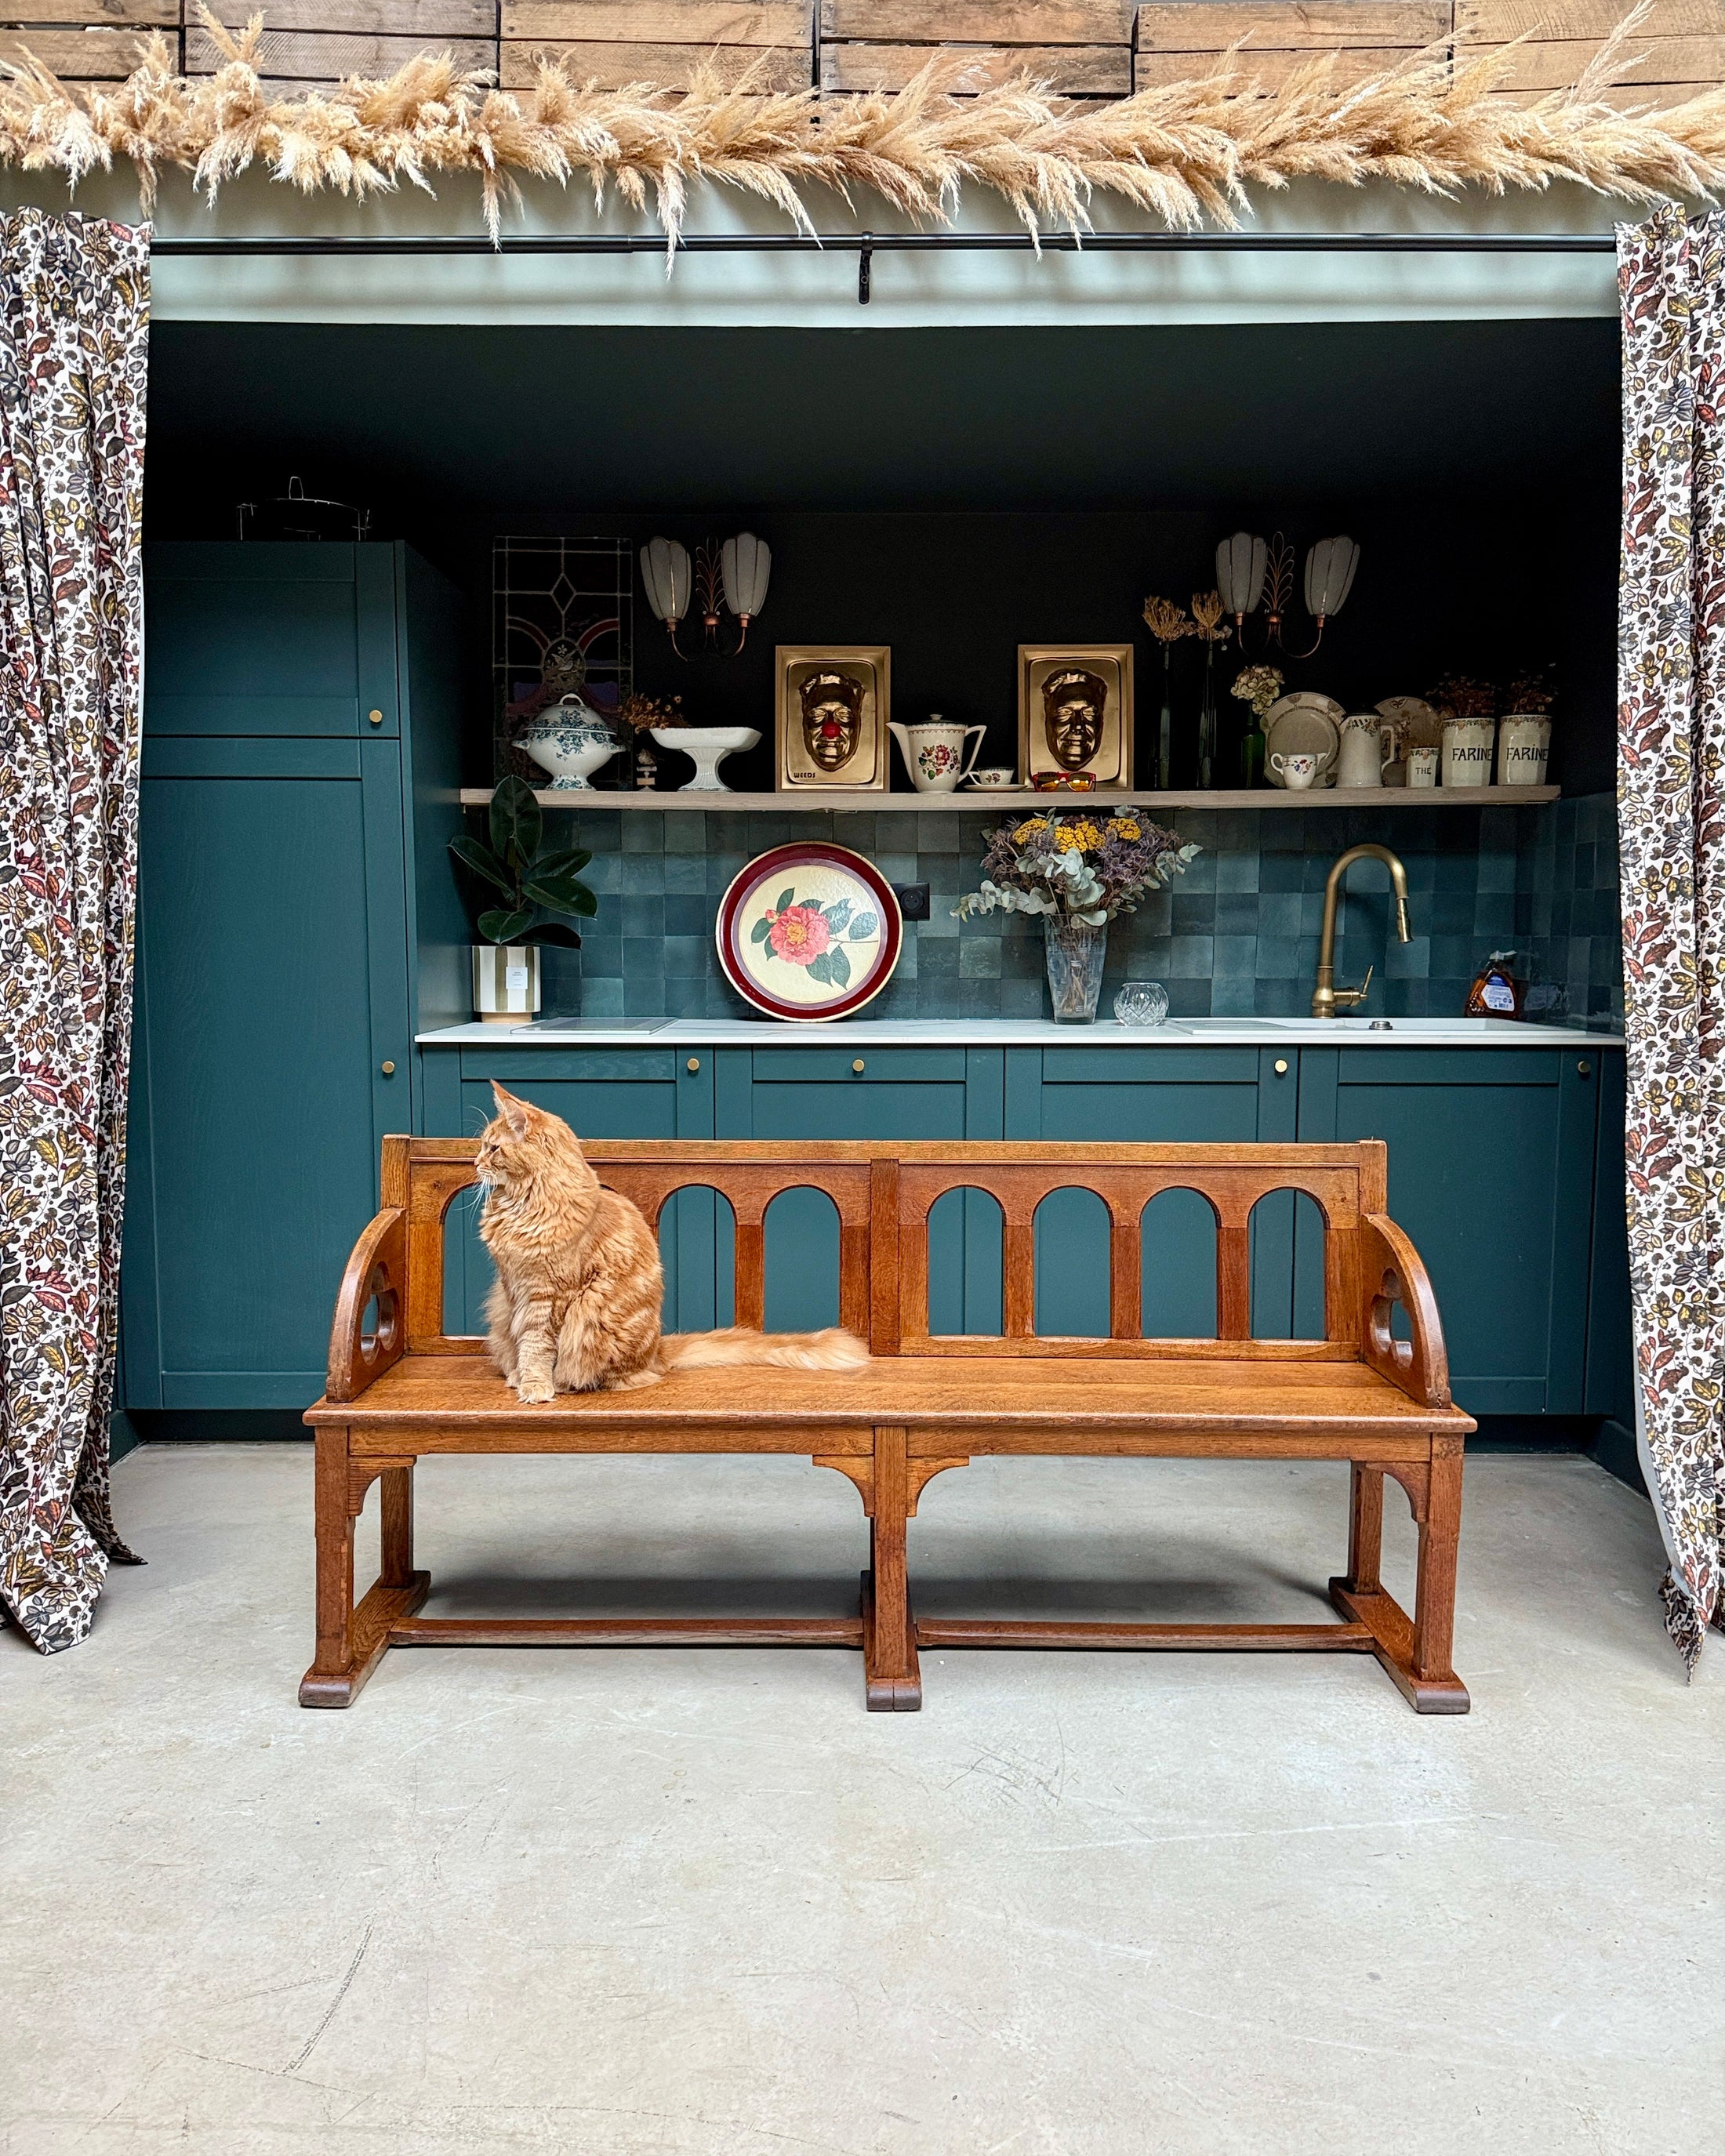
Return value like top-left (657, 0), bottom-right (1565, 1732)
top-left (717, 844), bottom-right (903, 1020)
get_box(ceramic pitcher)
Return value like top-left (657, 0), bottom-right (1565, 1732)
top-left (1335, 716), bottom-right (1387, 789)
top-left (888, 717), bottom-right (986, 793)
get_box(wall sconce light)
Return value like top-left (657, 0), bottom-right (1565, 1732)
top-left (641, 531), bottom-right (771, 658)
top-left (1215, 528), bottom-right (1359, 657)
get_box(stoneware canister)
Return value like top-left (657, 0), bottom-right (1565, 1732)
top-left (1440, 716), bottom-right (1495, 789)
top-left (473, 943), bottom-right (541, 1023)
top-left (1497, 713), bottom-right (1552, 786)
top-left (1335, 716), bottom-right (1386, 789)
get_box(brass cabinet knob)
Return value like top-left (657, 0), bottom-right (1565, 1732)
top-left (380, 1060), bottom-right (395, 1076)
top-left (852, 1058), bottom-right (866, 1074)
top-left (1273, 1058), bottom-right (1289, 1076)
top-left (686, 1057), bottom-right (701, 1073)
top-left (1578, 1059), bottom-right (1592, 1076)
top-left (368, 708), bottom-right (384, 725)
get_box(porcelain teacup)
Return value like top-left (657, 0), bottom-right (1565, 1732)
top-left (964, 767), bottom-right (1017, 789)
top-left (1270, 750), bottom-right (1320, 791)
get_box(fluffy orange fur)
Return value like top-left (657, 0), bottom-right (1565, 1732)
top-left (477, 1082), bottom-right (869, 1400)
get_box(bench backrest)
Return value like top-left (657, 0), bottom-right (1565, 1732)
top-left (382, 1135), bottom-right (1389, 1362)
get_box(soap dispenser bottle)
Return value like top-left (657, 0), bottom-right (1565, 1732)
top-left (1465, 949), bottom-right (1523, 1018)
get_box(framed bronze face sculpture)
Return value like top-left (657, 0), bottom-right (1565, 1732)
top-left (775, 647), bottom-right (890, 790)
top-left (1017, 645), bottom-right (1134, 788)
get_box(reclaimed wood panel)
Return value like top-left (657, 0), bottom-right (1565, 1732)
top-left (820, 39), bottom-right (1131, 93)
top-left (0, 24), bottom-right (157, 73)
top-left (208, 0), bottom-right (496, 29)
top-left (506, 1), bottom-right (805, 43)
top-left (1135, 40), bottom-right (1423, 87)
top-left (500, 33), bottom-right (808, 83)
top-left (1465, 31), bottom-right (1725, 93)
top-left (1134, 2), bottom-right (1450, 50)
top-left (822, 0), bottom-right (1134, 41)
top-left (1458, 0), bottom-right (1725, 34)
top-left (0, 0), bottom-right (173, 21)
top-left (186, 26), bottom-right (496, 74)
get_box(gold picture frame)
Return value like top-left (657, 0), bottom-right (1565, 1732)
top-left (1017, 644), bottom-right (1134, 789)
top-left (775, 646), bottom-right (891, 792)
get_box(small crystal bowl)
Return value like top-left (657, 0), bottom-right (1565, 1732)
top-left (1113, 979), bottom-right (1170, 1027)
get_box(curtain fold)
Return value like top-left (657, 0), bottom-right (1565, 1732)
top-left (1618, 202), bottom-right (1725, 1674)
top-left (0, 209), bottom-right (149, 1653)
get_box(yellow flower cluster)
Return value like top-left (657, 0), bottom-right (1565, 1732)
top-left (1011, 817), bottom-right (1050, 844)
top-left (1107, 817), bottom-right (1142, 840)
top-left (1059, 819), bottom-right (1105, 852)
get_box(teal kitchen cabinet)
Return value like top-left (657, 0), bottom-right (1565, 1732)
top-left (1295, 1045), bottom-right (1604, 1416)
top-left (122, 543), bottom-right (466, 1414)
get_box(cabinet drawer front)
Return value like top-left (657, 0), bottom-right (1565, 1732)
top-left (467, 1050), bottom-right (678, 1085)
top-left (143, 737), bottom-right (361, 781)
top-left (752, 1047), bottom-right (969, 1083)
top-left (1337, 1047), bottom-right (1558, 1086)
top-left (1042, 1047), bottom-right (1259, 1084)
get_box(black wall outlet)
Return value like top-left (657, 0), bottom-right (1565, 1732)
top-left (892, 882), bottom-right (931, 921)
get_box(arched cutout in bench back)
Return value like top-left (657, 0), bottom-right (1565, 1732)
top-left (657, 1187), bottom-right (738, 1332)
top-left (1249, 1188), bottom-right (1331, 1341)
top-left (1140, 1186), bottom-right (1218, 1339)
top-left (1033, 1186), bottom-right (1112, 1338)
top-left (926, 1185), bottom-right (1004, 1335)
top-left (764, 1185), bottom-right (843, 1333)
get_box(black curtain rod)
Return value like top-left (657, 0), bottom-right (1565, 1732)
top-left (151, 226), bottom-right (1616, 303)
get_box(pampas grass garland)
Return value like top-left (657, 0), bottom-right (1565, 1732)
top-left (2, 5), bottom-right (1722, 243)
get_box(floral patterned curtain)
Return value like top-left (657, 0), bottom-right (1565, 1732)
top-left (1618, 201), bottom-right (1725, 1674)
top-left (0, 210), bottom-right (149, 1653)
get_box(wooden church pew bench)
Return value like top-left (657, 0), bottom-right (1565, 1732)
top-left (300, 1137), bottom-right (1473, 1714)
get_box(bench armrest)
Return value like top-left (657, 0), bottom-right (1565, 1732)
top-left (1359, 1213), bottom-right (1451, 1409)
top-left (325, 1207), bottom-right (408, 1404)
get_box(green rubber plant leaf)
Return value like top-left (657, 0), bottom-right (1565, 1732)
top-left (478, 905), bottom-right (535, 946)
top-left (448, 834), bottom-right (514, 898)
top-left (525, 921), bottom-right (583, 949)
top-left (536, 846), bottom-right (594, 878)
top-left (521, 872), bottom-right (597, 915)
top-left (489, 775), bottom-right (542, 873)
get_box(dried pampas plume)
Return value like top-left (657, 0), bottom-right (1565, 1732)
top-left (1, 3), bottom-right (1723, 243)
top-left (1142, 596), bottom-right (1194, 644)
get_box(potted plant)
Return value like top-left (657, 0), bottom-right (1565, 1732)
top-left (1498, 667), bottom-right (1555, 786)
top-left (954, 808), bottom-right (1198, 1023)
top-left (450, 776), bottom-right (597, 1022)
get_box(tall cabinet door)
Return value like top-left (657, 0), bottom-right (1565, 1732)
top-left (123, 546), bottom-right (412, 1413)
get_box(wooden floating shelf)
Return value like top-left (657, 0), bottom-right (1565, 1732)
top-left (459, 787), bottom-right (1562, 811)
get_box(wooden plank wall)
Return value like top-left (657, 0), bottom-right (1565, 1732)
top-left (3, 4), bottom-right (1716, 110)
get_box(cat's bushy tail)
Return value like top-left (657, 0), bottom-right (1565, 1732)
top-left (658, 1326), bottom-right (869, 1372)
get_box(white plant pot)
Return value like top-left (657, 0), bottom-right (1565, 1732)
top-left (473, 944), bottom-right (541, 1024)
top-left (652, 725), bottom-right (761, 792)
top-left (1497, 713), bottom-right (1552, 786)
top-left (1440, 716), bottom-right (1495, 789)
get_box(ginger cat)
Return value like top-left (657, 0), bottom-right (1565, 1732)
top-left (477, 1081), bottom-right (869, 1400)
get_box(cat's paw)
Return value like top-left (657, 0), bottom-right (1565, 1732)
top-left (516, 1377), bottom-right (556, 1404)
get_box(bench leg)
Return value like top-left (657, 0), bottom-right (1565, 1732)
top-left (1329, 1443), bottom-right (1469, 1715)
top-left (1342, 1464), bottom-right (1384, 1595)
top-left (862, 1425), bottom-right (920, 1711)
top-left (300, 1431), bottom-right (430, 1709)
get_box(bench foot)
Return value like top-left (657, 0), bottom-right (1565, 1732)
top-left (1328, 1578), bottom-right (1470, 1715)
top-left (300, 1571), bottom-right (430, 1708)
top-left (861, 1567), bottom-right (921, 1711)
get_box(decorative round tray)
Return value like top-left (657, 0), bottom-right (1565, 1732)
top-left (1262, 693), bottom-right (1343, 788)
top-left (715, 843), bottom-right (903, 1021)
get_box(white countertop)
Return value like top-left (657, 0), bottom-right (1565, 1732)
top-left (419, 1016), bottom-right (1623, 1049)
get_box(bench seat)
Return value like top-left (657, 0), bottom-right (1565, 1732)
top-left (300, 1135), bottom-right (1474, 1715)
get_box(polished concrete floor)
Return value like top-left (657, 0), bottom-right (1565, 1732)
top-left (2, 1443), bottom-right (1718, 2155)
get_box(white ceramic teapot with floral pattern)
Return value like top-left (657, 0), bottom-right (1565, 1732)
top-left (888, 715), bottom-right (987, 793)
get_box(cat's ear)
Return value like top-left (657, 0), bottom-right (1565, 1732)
top-left (490, 1080), bottom-right (533, 1137)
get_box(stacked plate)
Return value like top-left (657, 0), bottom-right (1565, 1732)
top-left (1262, 692), bottom-right (1344, 787)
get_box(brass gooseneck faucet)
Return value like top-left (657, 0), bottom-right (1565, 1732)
top-left (1312, 844), bottom-right (1411, 1018)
